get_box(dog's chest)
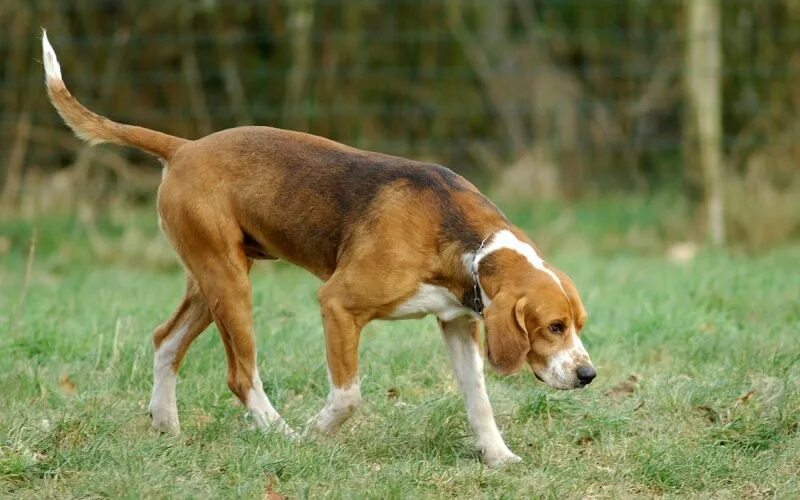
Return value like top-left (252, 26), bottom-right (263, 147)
top-left (387, 284), bottom-right (472, 321)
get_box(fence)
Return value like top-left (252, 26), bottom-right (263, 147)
top-left (2, 0), bottom-right (800, 206)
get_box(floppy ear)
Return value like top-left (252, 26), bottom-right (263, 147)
top-left (484, 294), bottom-right (530, 374)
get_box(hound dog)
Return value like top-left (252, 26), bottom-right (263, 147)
top-left (42, 31), bottom-right (595, 468)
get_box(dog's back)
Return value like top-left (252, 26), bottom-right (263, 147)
top-left (166, 125), bottom-right (496, 278)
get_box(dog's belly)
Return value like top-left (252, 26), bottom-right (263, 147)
top-left (386, 284), bottom-right (473, 322)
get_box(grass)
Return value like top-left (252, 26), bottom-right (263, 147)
top-left (1, 198), bottom-right (799, 498)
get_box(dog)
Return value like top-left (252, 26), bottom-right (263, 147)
top-left (42, 31), bottom-right (595, 468)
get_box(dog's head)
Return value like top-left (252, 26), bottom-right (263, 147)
top-left (481, 251), bottom-right (594, 390)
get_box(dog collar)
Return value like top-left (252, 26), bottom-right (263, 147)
top-left (470, 263), bottom-right (485, 317)
top-left (468, 234), bottom-right (493, 317)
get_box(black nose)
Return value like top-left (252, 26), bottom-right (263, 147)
top-left (576, 365), bottom-right (597, 385)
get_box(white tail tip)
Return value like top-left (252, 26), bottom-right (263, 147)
top-left (41, 29), bottom-right (63, 82)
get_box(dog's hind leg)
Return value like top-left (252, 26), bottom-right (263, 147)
top-left (149, 275), bottom-right (212, 435)
top-left (164, 209), bottom-right (295, 437)
top-left (439, 316), bottom-right (521, 468)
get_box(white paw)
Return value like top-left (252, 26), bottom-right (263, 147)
top-left (249, 411), bottom-right (297, 439)
top-left (149, 407), bottom-right (180, 436)
top-left (310, 406), bottom-right (352, 436)
top-left (311, 417), bottom-right (341, 436)
top-left (483, 450), bottom-right (522, 469)
top-left (297, 414), bottom-right (334, 440)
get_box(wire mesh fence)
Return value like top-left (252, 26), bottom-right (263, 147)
top-left (1, 0), bottom-right (799, 200)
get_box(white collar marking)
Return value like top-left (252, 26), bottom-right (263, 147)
top-left (472, 229), bottom-right (567, 296)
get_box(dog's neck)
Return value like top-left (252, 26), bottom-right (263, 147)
top-left (441, 227), bottom-right (511, 313)
top-left (457, 228), bottom-right (554, 312)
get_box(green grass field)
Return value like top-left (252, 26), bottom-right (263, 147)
top-left (1, 200), bottom-right (799, 498)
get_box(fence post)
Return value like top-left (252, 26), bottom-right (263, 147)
top-left (284, 0), bottom-right (314, 132)
top-left (685, 0), bottom-right (725, 246)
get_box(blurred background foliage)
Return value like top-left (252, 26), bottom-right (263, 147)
top-left (0, 0), bottom-right (799, 250)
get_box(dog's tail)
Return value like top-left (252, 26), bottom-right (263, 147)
top-left (42, 30), bottom-right (187, 160)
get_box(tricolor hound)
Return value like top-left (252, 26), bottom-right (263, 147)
top-left (42, 31), bottom-right (595, 468)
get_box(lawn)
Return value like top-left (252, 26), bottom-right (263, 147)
top-left (1, 200), bottom-right (798, 498)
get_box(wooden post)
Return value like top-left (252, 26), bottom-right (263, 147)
top-left (284, 0), bottom-right (314, 132)
top-left (685, 0), bottom-right (725, 245)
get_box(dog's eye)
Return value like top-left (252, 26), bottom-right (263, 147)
top-left (548, 321), bottom-right (565, 334)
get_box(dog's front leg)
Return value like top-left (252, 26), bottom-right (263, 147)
top-left (311, 290), bottom-right (364, 435)
top-left (439, 316), bottom-right (521, 468)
